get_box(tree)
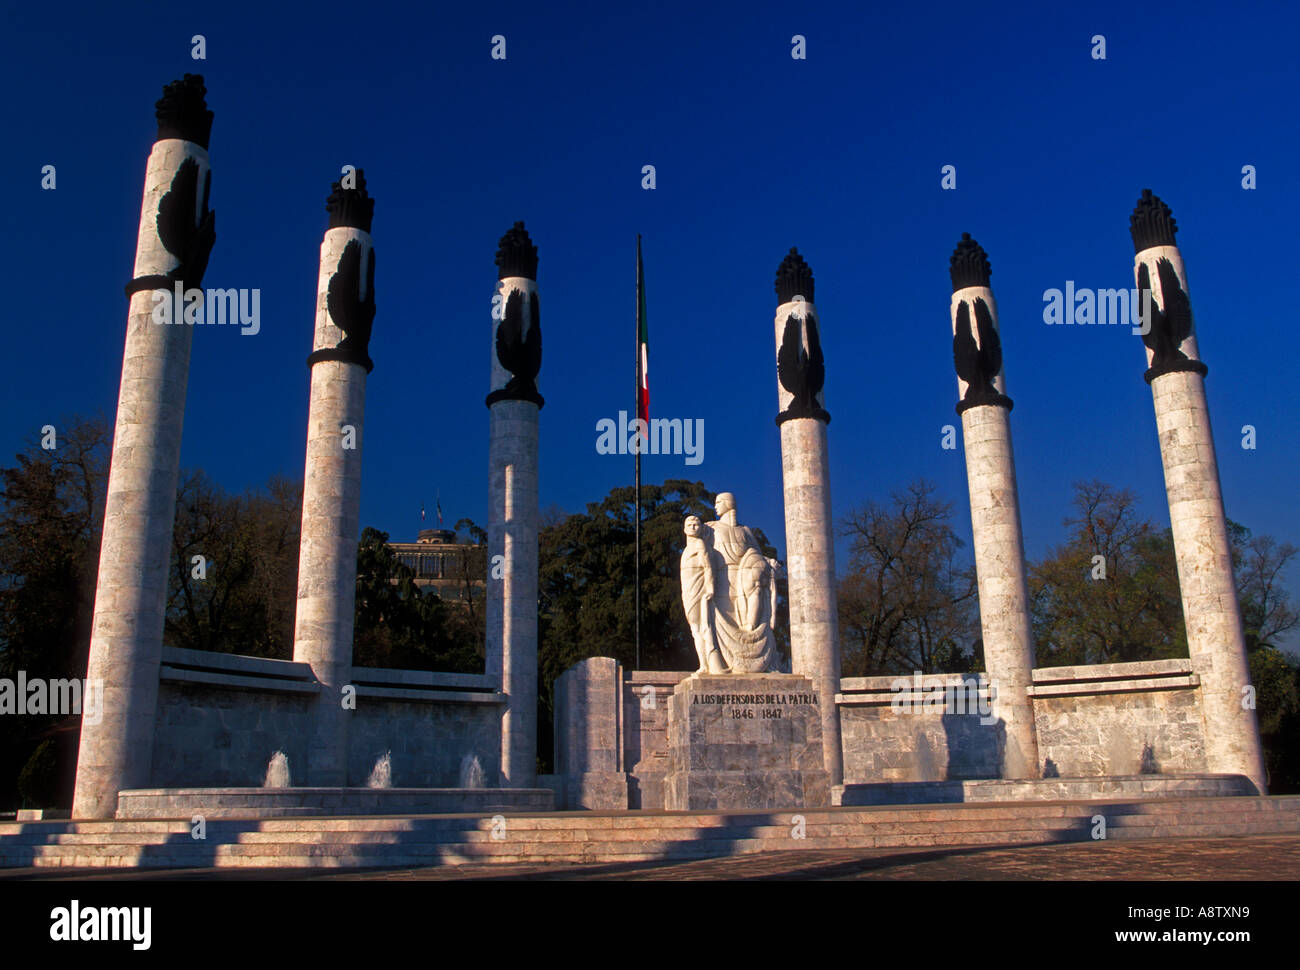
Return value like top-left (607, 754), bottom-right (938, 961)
top-left (0, 417), bottom-right (109, 810)
top-left (165, 471), bottom-right (301, 659)
top-left (1234, 531), bottom-right (1299, 653)
top-left (352, 527), bottom-right (480, 673)
top-left (837, 479), bottom-right (979, 676)
top-left (1232, 527), bottom-right (1300, 789)
top-left (444, 518), bottom-right (489, 657)
top-left (1029, 481), bottom-right (1186, 666)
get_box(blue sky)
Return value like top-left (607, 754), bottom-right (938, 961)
top-left (2, 2), bottom-right (1297, 647)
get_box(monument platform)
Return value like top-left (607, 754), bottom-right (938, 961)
top-left (0, 795), bottom-right (1295, 870)
top-left (835, 774), bottom-right (1257, 806)
top-left (665, 673), bottom-right (829, 810)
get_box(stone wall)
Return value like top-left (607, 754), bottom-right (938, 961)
top-left (837, 660), bottom-right (1208, 783)
top-left (624, 671), bottom-right (688, 809)
top-left (151, 647), bottom-right (504, 789)
top-left (1030, 660), bottom-right (1207, 777)
top-left (551, 657), bottom-right (627, 808)
top-left (550, 657), bottom-right (1213, 808)
top-left (154, 684), bottom-right (314, 788)
top-left (546, 662), bottom-right (691, 810)
top-left (839, 674), bottom-right (1000, 783)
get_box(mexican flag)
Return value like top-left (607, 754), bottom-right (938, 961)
top-left (636, 236), bottom-right (649, 436)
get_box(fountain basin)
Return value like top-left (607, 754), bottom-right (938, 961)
top-left (114, 787), bottom-right (555, 819)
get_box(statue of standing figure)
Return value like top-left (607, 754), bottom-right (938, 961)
top-left (679, 493), bottom-right (779, 674)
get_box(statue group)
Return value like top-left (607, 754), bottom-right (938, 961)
top-left (679, 493), bottom-right (780, 674)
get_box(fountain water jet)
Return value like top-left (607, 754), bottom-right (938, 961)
top-left (459, 753), bottom-right (485, 788)
top-left (367, 751), bottom-right (393, 789)
top-left (263, 751), bottom-right (291, 788)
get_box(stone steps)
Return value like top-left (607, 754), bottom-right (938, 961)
top-left (5, 801), bottom-right (1295, 836)
top-left (12, 811), bottom-right (1297, 846)
top-left (1, 796), bottom-right (1295, 869)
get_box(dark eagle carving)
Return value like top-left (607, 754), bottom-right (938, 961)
top-left (776, 309), bottom-right (830, 425)
top-left (324, 239), bottom-right (376, 372)
top-left (1137, 258), bottom-right (1204, 382)
top-left (953, 298), bottom-right (1010, 412)
top-left (154, 73), bottom-right (213, 149)
top-left (123, 75), bottom-right (216, 300)
top-left (488, 288), bottom-right (544, 407)
top-left (156, 156), bottom-right (216, 289)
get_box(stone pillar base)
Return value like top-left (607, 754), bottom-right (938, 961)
top-left (665, 674), bottom-right (829, 810)
top-left (567, 772), bottom-right (629, 811)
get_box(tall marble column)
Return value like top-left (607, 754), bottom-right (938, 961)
top-left (949, 233), bottom-right (1040, 780)
top-left (485, 222), bottom-right (543, 788)
top-left (73, 75), bottom-right (216, 819)
top-left (772, 248), bottom-right (843, 787)
top-left (292, 171), bottom-right (376, 787)
top-left (1129, 190), bottom-right (1267, 792)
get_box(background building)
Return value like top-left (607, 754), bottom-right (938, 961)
top-left (386, 529), bottom-right (485, 603)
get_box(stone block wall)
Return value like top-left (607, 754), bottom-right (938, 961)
top-left (837, 660), bottom-right (1208, 783)
top-left (547, 663), bottom-right (692, 810)
top-left (550, 658), bottom-right (1215, 808)
top-left (150, 648), bottom-right (504, 789)
top-left (153, 681), bottom-right (315, 788)
top-left (623, 671), bottom-right (688, 809)
top-left (838, 674), bottom-right (1001, 783)
top-left (551, 657), bottom-right (628, 808)
top-left (347, 699), bottom-right (500, 788)
top-left (1030, 660), bottom-right (1207, 777)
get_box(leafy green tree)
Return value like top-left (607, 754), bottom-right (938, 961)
top-left (1266, 664), bottom-right (1300, 792)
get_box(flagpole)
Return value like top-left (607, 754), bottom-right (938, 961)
top-left (634, 234), bottom-right (642, 671)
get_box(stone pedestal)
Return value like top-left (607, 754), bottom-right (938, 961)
top-left (552, 657), bottom-right (627, 809)
top-left (665, 674), bottom-right (829, 810)
top-left (486, 399), bottom-right (539, 788)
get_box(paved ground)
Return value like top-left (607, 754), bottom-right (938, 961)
top-left (1, 834), bottom-right (1296, 880)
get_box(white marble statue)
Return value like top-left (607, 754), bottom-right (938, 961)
top-left (680, 515), bottom-right (727, 674)
top-left (680, 493), bottom-right (779, 674)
